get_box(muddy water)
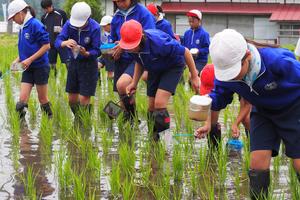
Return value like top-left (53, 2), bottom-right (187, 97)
top-left (0, 75), bottom-right (294, 200)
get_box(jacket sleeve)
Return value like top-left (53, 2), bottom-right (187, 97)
top-left (110, 18), bottom-right (118, 42)
top-left (140, 12), bottom-right (156, 30)
top-left (87, 26), bottom-right (101, 59)
top-left (55, 23), bottom-right (69, 49)
top-left (33, 21), bottom-right (50, 45)
top-left (198, 31), bottom-right (210, 56)
top-left (209, 82), bottom-right (234, 111)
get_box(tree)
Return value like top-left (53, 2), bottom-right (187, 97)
top-left (64, 0), bottom-right (103, 23)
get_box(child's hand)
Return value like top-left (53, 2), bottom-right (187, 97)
top-left (195, 124), bottom-right (210, 139)
top-left (112, 44), bottom-right (123, 60)
top-left (79, 46), bottom-right (89, 57)
top-left (21, 58), bottom-right (32, 70)
top-left (231, 123), bottom-right (240, 139)
top-left (126, 83), bottom-right (137, 96)
top-left (63, 39), bottom-right (77, 48)
top-left (190, 75), bottom-right (200, 94)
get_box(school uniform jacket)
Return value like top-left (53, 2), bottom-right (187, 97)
top-left (41, 8), bottom-right (68, 47)
top-left (209, 48), bottom-right (300, 111)
top-left (183, 26), bottom-right (210, 65)
top-left (18, 18), bottom-right (49, 68)
top-left (156, 18), bottom-right (175, 39)
top-left (131, 29), bottom-right (185, 72)
top-left (55, 18), bottom-right (101, 61)
top-left (111, 3), bottom-right (156, 64)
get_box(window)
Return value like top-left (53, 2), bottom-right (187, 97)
top-left (279, 24), bottom-right (300, 37)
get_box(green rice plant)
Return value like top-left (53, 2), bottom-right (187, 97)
top-left (234, 170), bottom-right (241, 198)
top-left (288, 162), bottom-right (300, 200)
top-left (85, 142), bottom-right (101, 179)
top-left (109, 160), bottom-right (121, 197)
top-left (19, 165), bottom-right (38, 200)
top-left (173, 144), bottom-right (184, 182)
top-left (118, 143), bottom-right (136, 177)
top-left (242, 134), bottom-right (250, 172)
top-left (273, 156), bottom-right (281, 175)
top-left (215, 141), bottom-right (228, 186)
top-left (198, 144), bottom-right (209, 174)
top-left (28, 97), bottom-right (38, 124)
top-left (100, 130), bottom-right (113, 156)
top-left (72, 171), bottom-right (87, 200)
top-left (40, 113), bottom-right (53, 150)
top-left (121, 176), bottom-right (136, 200)
top-left (153, 142), bottom-right (166, 170)
top-left (189, 166), bottom-right (199, 195)
top-left (201, 175), bottom-right (215, 200)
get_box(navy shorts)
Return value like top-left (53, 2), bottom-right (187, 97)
top-left (99, 57), bottom-right (115, 72)
top-left (49, 47), bottom-right (70, 64)
top-left (250, 99), bottom-right (300, 158)
top-left (113, 60), bottom-right (135, 92)
top-left (66, 59), bottom-right (98, 96)
top-left (21, 66), bottom-right (50, 85)
top-left (147, 65), bottom-right (184, 97)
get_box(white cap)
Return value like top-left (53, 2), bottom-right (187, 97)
top-left (100, 15), bottom-right (113, 26)
top-left (295, 37), bottom-right (300, 56)
top-left (209, 29), bottom-right (247, 81)
top-left (187, 9), bottom-right (202, 20)
top-left (70, 2), bottom-right (91, 27)
top-left (8, 0), bottom-right (28, 20)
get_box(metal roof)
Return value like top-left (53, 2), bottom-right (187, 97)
top-left (161, 2), bottom-right (300, 22)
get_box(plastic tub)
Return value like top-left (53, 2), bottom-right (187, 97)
top-left (188, 95), bottom-right (212, 121)
top-left (100, 43), bottom-right (116, 55)
top-left (190, 48), bottom-right (199, 59)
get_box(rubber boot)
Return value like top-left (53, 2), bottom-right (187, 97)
top-left (152, 109), bottom-right (170, 142)
top-left (69, 102), bottom-right (80, 116)
top-left (208, 123), bottom-right (221, 149)
top-left (297, 172), bottom-right (300, 183)
top-left (248, 169), bottom-right (270, 200)
top-left (16, 101), bottom-right (28, 119)
top-left (40, 102), bottom-right (53, 118)
top-left (147, 111), bottom-right (158, 141)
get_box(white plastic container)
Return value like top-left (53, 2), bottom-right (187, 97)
top-left (190, 48), bottom-right (199, 59)
top-left (188, 95), bottom-right (212, 121)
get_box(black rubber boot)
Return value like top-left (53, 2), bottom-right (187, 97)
top-left (152, 109), bottom-right (170, 142)
top-left (69, 102), bottom-right (80, 116)
top-left (208, 123), bottom-right (221, 149)
top-left (297, 172), bottom-right (300, 183)
top-left (40, 102), bottom-right (53, 118)
top-left (16, 102), bottom-right (28, 118)
top-left (147, 111), bottom-right (157, 141)
top-left (248, 169), bottom-right (270, 200)
top-left (120, 94), bottom-right (137, 122)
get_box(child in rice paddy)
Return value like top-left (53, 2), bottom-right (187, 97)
top-left (8, 0), bottom-right (52, 118)
top-left (111, 0), bottom-right (155, 123)
top-left (199, 64), bottom-right (251, 149)
top-left (55, 2), bottom-right (101, 119)
top-left (195, 29), bottom-right (300, 199)
top-left (182, 9), bottom-right (210, 74)
top-left (98, 15), bottom-right (115, 81)
top-left (122, 20), bottom-right (199, 141)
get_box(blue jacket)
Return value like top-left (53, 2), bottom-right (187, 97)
top-left (209, 47), bottom-right (300, 111)
top-left (111, 3), bottom-right (156, 64)
top-left (55, 18), bottom-right (101, 60)
top-left (156, 19), bottom-right (175, 39)
top-left (183, 26), bottom-right (210, 65)
top-left (131, 29), bottom-right (185, 72)
top-left (18, 18), bottom-right (49, 68)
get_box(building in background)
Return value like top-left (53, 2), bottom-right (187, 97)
top-left (159, 0), bottom-right (300, 45)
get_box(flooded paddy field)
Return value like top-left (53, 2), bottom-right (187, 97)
top-left (0, 35), bottom-right (298, 199)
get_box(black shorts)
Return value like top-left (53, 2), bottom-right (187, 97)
top-left (21, 66), bottom-right (50, 85)
top-left (66, 59), bottom-right (98, 96)
top-left (49, 47), bottom-right (70, 64)
top-left (147, 65), bottom-right (184, 97)
top-left (113, 60), bottom-right (135, 92)
top-left (250, 99), bottom-right (300, 158)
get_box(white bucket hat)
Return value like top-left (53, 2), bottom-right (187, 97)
top-left (70, 2), bottom-right (91, 27)
top-left (209, 29), bottom-right (247, 81)
top-left (8, 0), bottom-right (28, 20)
top-left (100, 15), bottom-right (113, 26)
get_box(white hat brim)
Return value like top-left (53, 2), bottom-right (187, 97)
top-left (70, 17), bottom-right (87, 27)
top-left (214, 60), bottom-right (242, 81)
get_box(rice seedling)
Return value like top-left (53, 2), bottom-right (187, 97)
top-left (121, 176), bottom-right (136, 200)
top-left (289, 162), bottom-right (300, 200)
top-left (100, 130), bottom-right (113, 156)
top-left (109, 160), bottom-right (121, 197)
top-left (28, 97), bottom-right (37, 124)
top-left (72, 171), bottom-right (87, 200)
top-left (19, 165), bottom-right (38, 200)
top-left (118, 143), bottom-right (136, 177)
top-left (173, 144), bottom-right (184, 182)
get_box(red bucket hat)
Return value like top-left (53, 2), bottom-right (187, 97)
top-left (119, 20), bottom-right (143, 50)
top-left (200, 64), bottom-right (215, 95)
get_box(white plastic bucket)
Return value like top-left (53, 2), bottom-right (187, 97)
top-left (188, 95), bottom-right (212, 121)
